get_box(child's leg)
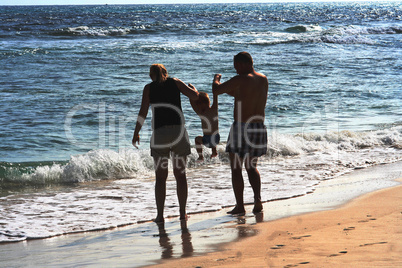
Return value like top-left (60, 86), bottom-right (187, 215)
top-left (211, 134), bottom-right (219, 158)
top-left (195, 136), bottom-right (204, 160)
top-left (211, 147), bottom-right (218, 158)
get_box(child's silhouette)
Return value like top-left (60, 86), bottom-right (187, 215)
top-left (190, 91), bottom-right (220, 161)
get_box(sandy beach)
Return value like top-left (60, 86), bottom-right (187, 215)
top-left (150, 167), bottom-right (402, 267)
top-left (150, 185), bottom-right (401, 267)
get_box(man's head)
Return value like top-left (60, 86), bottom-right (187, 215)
top-left (234, 52), bottom-right (253, 65)
top-left (233, 52), bottom-right (254, 75)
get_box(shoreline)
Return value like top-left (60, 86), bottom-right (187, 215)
top-left (151, 181), bottom-right (401, 267)
top-left (148, 161), bottom-right (401, 267)
top-left (0, 161), bottom-right (400, 267)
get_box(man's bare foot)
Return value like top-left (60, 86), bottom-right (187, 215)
top-left (196, 156), bottom-right (204, 162)
top-left (253, 200), bottom-right (263, 213)
top-left (227, 206), bottom-right (245, 215)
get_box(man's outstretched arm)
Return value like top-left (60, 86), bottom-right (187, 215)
top-left (212, 74), bottom-right (237, 97)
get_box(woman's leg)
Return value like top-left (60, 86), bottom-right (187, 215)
top-left (172, 155), bottom-right (188, 220)
top-left (154, 156), bottom-right (169, 223)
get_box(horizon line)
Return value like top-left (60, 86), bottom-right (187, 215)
top-left (1, 0), bottom-right (395, 7)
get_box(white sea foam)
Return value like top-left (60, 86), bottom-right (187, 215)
top-left (0, 127), bottom-right (401, 243)
top-left (57, 26), bottom-right (131, 36)
top-left (259, 24), bottom-right (401, 46)
top-left (2, 126), bottom-right (401, 185)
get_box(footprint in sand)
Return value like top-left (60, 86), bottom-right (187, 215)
top-left (328, 251), bottom-right (347, 257)
top-left (270, 244), bottom-right (285, 249)
top-left (284, 261), bottom-right (310, 267)
top-left (291, 235), bottom-right (311, 240)
top-left (359, 217), bottom-right (376, 223)
top-left (359, 241), bottom-right (387, 247)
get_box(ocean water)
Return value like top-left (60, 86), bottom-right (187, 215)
top-left (0, 2), bottom-right (401, 243)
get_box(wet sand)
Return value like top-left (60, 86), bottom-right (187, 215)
top-left (149, 161), bottom-right (401, 267)
top-left (151, 181), bottom-right (401, 267)
top-left (0, 161), bottom-right (400, 267)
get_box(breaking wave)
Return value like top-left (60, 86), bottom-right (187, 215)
top-left (1, 126), bottom-right (401, 187)
top-left (51, 26), bottom-right (132, 36)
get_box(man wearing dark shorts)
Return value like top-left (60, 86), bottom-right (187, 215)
top-left (213, 52), bottom-right (268, 215)
top-left (226, 121), bottom-right (267, 158)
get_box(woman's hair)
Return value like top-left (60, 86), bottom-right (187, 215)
top-left (150, 64), bottom-right (168, 83)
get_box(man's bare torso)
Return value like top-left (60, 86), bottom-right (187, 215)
top-left (233, 71), bottom-right (268, 123)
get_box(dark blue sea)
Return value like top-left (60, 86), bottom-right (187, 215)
top-left (0, 2), bottom-right (401, 245)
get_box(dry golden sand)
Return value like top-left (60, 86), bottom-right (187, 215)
top-left (150, 182), bottom-right (401, 267)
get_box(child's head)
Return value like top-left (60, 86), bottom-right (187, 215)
top-left (196, 92), bottom-right (211, 108)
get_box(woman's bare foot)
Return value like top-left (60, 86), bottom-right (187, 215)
top-left (253, 199), bottom-right (263, 213)
top-left (227, 205), bottom-right (245, 215)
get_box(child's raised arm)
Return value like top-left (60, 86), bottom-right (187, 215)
top-left (211, 91), bottom-right (218, 113)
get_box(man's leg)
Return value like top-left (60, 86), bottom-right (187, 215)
top-left (172, 155), bottom-right (188, 220)
top-left (245, 156), bottom-right (263, 213)
top-left (228, 152), bottom-right (245, 215)
top-left (154, 156), bottom-right (169, 223)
